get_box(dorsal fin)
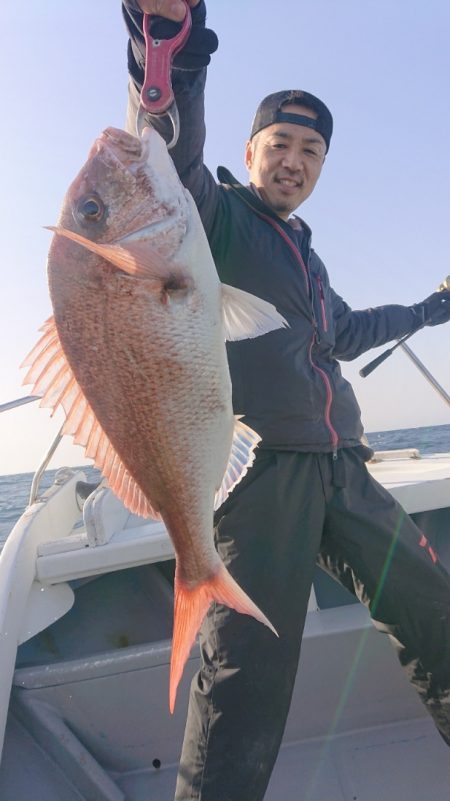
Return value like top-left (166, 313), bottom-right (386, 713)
top-left (214, 418), bottom-right (261, 511)
top-left (22, 318), bottom-right (161, 520)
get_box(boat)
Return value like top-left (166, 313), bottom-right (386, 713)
top-left (0, 421), bottom-right (449, 800)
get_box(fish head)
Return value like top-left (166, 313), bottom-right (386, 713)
top-left (53, 126), bottom-right (190, 268)
top-left (48, 125), bottom-right (221, 329)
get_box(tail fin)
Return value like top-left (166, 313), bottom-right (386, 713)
top-left (170, 563), bottom-right (277, 713)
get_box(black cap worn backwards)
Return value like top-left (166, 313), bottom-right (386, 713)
top-left (250, 90), bottom-right (333, 152)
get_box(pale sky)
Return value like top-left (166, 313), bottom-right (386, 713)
top-left (1, 0), bottom-right (449, 475)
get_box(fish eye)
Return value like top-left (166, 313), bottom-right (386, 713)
top-left (74, 194), bottom-right (105, 224)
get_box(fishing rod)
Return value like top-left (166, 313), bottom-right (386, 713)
top-left (359, 276), bottom-right (450, 407)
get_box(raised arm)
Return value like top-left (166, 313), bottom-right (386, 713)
top-left (122, 0), bottom-right (221, 233)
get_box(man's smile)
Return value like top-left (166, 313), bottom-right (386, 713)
top-left (276, 176), bottom-right (303, 190)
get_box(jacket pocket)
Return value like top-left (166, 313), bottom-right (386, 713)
top-left (316, 275), bottom-right (328, 333)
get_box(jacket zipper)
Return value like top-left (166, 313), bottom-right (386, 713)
top-left (308, 338), bottom-right (339, 454)
top-left (257, 213), bottom-right (339, 455)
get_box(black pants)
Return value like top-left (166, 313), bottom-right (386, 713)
top-left (174, 449), bottom-right (450, 801)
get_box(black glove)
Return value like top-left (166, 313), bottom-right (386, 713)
top-left (411, 289), bottom-right (450, 327)
top-left (150, 1), bottom-right (218, 70)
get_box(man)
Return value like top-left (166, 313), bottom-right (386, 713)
top-left (122, 2), bottom-right (450, 799)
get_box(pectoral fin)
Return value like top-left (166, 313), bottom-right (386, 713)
top-left (46, 226), bottom-right (167, 280)
top-left (221, 283), bottom-right (288, 341)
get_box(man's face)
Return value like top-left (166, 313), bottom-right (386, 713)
top-left (245, 104), bottom-right (326, 220)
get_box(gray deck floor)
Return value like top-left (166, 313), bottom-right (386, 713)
top-left (114, 717), bottom-right (450, 801)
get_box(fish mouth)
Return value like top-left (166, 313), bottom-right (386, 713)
top-left (90, 127), bottom-right (156, 172)
top-left (117, 211), bottom-right (183, 245)
top-left (48, 209), bottom-right (181, 251)
top-left (91, 127), bottom-right (144, 163)
top-left (93, 126), bottom-right (170, 169)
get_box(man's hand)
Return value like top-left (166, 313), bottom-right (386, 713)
top-left (127, 0), bottom-right (218, 72)
top-left (137, 0), bottom-right (200, 21)
top-left (412, 289), bottom-right (450, 327)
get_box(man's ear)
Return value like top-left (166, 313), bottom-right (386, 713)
top-left (244, 139), bottom-right (254, 172)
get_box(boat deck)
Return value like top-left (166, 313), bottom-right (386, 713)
top-left (1, 713), bottom-right (448, 801)
top-left (0, 451), bottom-right (449, 799)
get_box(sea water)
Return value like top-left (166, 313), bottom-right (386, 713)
top-left (0, 424), bottom-right (449, 539)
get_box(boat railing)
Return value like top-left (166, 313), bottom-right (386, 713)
top-left (27, 427), bottom-right (65, 506)
top-left (0, 395), bottom-right (40, 414)
top-left (0, 395), bottom-right (64, 506)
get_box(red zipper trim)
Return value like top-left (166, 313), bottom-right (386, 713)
top-left (256, 213), bottom-right (310, 293)
top-left (308, 338), bottom-right (339, 452)
top-left (316, 276), bottom-right (328, 333)
top-left (258, 212), bottom-right (339, 452)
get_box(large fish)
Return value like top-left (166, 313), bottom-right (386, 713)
top-left (23, 126), bottom-right (286, 711)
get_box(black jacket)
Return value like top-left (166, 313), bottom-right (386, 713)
top-left (123, 3), bottom-right (418, 451)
